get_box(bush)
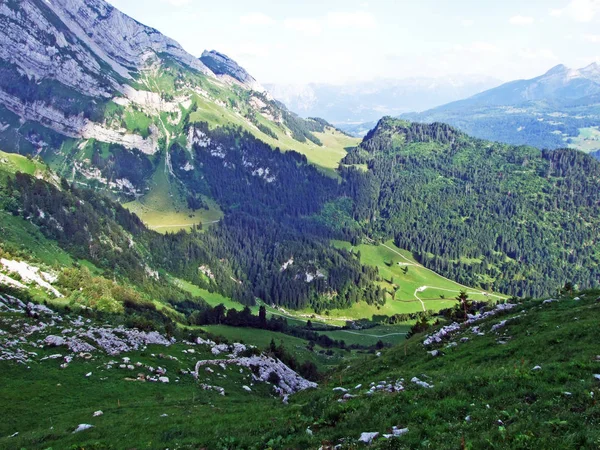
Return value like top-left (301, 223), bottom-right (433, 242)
top-left (267, 371), bottom-right (281, 385)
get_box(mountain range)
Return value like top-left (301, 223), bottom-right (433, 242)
top-left (1, 0), bottom-right (600, 448)
top-left (266, 75), bottom-right (501, 128)
top-left (0, 0), bottom-right (351, 202)
top-left (2, 0), bottom-right (600, 308)
top-left (402, 63), bottom-right (600, 151)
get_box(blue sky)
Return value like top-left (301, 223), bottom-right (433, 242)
top-left (108, 0), bottom-right (600, 84)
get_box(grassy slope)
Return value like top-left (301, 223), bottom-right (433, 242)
top-left (0, 151), bottom-right (48, 174)
top-left (1, 292), bottom-right (597, 449)
top-left (325, 240), bottom-right (508, 320)
top-left (0, 153), bottom-right (75, 267)
top-left (123, 153), bottom-right (223, 234)
top-left (198, 324), bottom-right (350, 370)
top-left (0, 211), bottom-right (74, 268)
top-left (0, 340), bottom-right (285, 449)
top-left (567, 126), bottom-right (600, 153)
top-left (188, 92), bottom-right (360, 179)
top-left (282, 294), bottom-right (600, 449)
top-left (124, 76), bottom-right (358, 232)
top-left (318, 324), bottom-right (411, 346)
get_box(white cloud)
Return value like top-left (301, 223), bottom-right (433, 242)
top-left (240, 13), bottom-right (275, 26)
top-left (283, 18), bottom-right (322, 36)
top-left (283, 11), bottom-right (376, 36)
top-left (469, 42), bottom-right (500, 53)
top-left (584, 33), bottom-right (600, 42)
top-left (461, 19), bottom-right (474, 27)
top-left (160, 0), bottom-right (191, 6)
top-left (516, 48), bottom-right (558, 61)
top-left (509, 15), bottom-right (535, 25)
top-left (326, 11), bottom-right (376, 29)
top-left (550, 0), bottom-right (600, 22)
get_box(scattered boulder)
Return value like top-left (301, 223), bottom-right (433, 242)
top-left (93, 410), bottom-right (103, 417)
top-left (491, 320), bottom-right (509, 332)
top-left (359, 432), bottom-right (379, 444)
top-left (532, 365), bottom-right (542, 371)
top-left (158, 376), bottom-right (169, 383)
top-left (383, 427), bottom-right (409, 438)
top-left (44, 335), bottom-right (65, 347)
top-left (72, 424), bottom-right (94, 433)
top-left (411, 377), bottom-right (434, 389)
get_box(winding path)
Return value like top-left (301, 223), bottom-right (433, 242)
top-left (338, 330), bottom-right (407, 338)
top-left (365, 238), bottom-right (508, 312)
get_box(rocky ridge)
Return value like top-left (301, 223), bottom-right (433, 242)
top-left (0, 294), bottom-right (316, 395)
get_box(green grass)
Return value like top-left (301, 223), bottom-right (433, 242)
top-left (124, 197), bottom-right (222, 234)
top-left (0, 150), bottom-right (48, 175)
top-left (122, 109), bottom-right (153, 138)
top-left (198, 325), bottom-right (349, 369)
top-left (187, 93), bottom-right (359, 178)
top-left (1, 291), bottom-right (597, 449)
top-left (328, 240), bottom-right (507, 319)
top-left (567, 126), bottom-right (600, 153)
top-left (318, 324), bottom-right (411, 346)
top-left (0, 211), bottom-right (74, 268)
top-left (0, 340), bottom-right (287, 449)
top-left (274, 293), bottom-right (600, 449)
top-left (172, 278), bottom-right (246, 311)
top-left (123, 155), bottom-right (223, 233)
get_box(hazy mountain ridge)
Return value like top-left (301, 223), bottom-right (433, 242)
top-left (266, 75), bottom-right (501, 128)
top-left (402, 63), bottom-right (600, 151)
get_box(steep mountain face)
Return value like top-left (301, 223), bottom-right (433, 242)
top-left (402, 63), bottom-right (600, 151)
top-left (0, 0), bottom-right (353, 206)
top-left (0, 0), bottom-right (372, 314)
top-left (266, 75), bottom-right (501, 129)
top-left (200, 50), bottom-right (266, 93)
top-left (0, 0), bottom-right (211, 99)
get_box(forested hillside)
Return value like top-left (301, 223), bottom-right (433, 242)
top-left (340, 118), bottom-right (600, 297)
top-left (0, 143), bottom-right (385, 317)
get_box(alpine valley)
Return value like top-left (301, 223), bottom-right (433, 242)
top-left (0, 1), bottom-right (598, 449)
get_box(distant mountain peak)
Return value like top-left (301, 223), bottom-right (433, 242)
top-left (580, 62), bottom-right (600, 82)
top-left (200, 50), bottom-right (266, 93)
top-left (544, 64), bottom-right (569, 76)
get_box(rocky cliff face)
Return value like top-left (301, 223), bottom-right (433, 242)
top-left (0, 0), bottom-right (222, 159)
top-left (0, 0), bottom-right (329, 203)
top-left (0, 0), bottom-right (212, 98)
top-left (200, 50), bottom-right (266, 93)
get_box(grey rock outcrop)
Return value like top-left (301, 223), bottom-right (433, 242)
top-left (200, 50), bottom-right (266, 93)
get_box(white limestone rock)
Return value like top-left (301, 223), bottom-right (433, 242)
top-left (359, 432), bottom-right (379, 444)
top-left (72, 424), bottom-right (94, 433)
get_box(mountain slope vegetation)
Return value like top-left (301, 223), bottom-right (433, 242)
top-left (340, 118), bottom-right (600, 298)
